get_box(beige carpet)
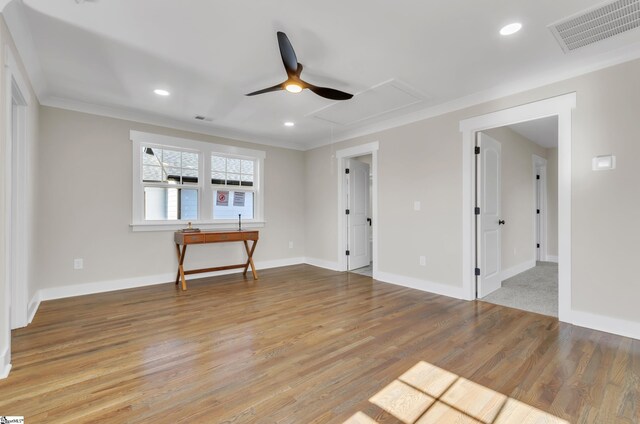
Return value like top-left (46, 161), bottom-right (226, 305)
top-left (481, 261), bottom-right (558, 317)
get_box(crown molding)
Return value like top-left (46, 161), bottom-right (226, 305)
top-left (41, 96), bottom-right (305, 151)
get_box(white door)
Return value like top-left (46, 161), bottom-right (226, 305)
top-left (477, 133), bottom-right (502, 297)
top-left (347, 159), bottom-right (370, 270)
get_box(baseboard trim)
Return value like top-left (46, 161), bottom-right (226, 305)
top-left (303, 257), bottom-right (341, 271)
top-left (501, 259), bottom-right (536, 282)
top-left (374, 271), bottom-right (467, 300)
top-left (0, 347), bottom-right (11, 379)
top-left (546, 255), bottom-right (559, 263)
top-left (570, 310), bottom-right (640, 340)
top-left (36, 257), bottom-right (305, 303)
top-left (28, 292), bottom-right (41, 324)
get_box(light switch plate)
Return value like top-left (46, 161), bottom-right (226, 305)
top-left (592, 155), bottom-right (616, 171)
top-left (414, 201), bottom-right (421, 211)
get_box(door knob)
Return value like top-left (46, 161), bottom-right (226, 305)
top-left (498, 220), bottom-right (505, 225)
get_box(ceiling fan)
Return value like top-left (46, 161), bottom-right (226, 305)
top-left (246, 32), bottom-right (353, 101)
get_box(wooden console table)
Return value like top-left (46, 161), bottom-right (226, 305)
top-left (174, 230), bottom-right (259, 291)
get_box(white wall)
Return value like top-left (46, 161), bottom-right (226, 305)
top-left (482, 127), bottom-right (547, 272)
top-left (305, 57), bottom-right (640, 326)
top-left (34, 107), bottom-right (306, 294)
top-left (0, 15), bottom-right (39, 376)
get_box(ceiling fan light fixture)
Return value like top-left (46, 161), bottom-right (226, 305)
top-left (285, 83), bottom-right (303, 93)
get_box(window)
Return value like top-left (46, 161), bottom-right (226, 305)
top-left (130, 131), bottom-right (265, 231)
top-left (142, 147), bottom-right (199, 220)
top-left (211, 155), bottom-right (256, 220)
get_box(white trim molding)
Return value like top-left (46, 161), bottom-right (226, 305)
top-left (0, 347), bottom-right (11, 379)
top-left (28, 292), bottom-right (41, 324)
top-left (460, 93), bottom-right (577, 323)
top-left (571, 310), bottom-right (640, 341)
top-left (501, 260), bottom-right (536, 283)
top-left (336, 142), bottom-right (379, 274)
top-left (375, 271), bottom-right (466, 300)
top-left (35, 257), bottom-right (305, 303)
top-left (303, 257), bottom-right (341, 272)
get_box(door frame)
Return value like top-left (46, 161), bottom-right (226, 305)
top-left (533, 155), bottom-right (548, 262)
top-left (460, 93), bottom-right (575, 322)
top-left (4, 48), bottom-right (30, 334)
top-left (336, 142), bottom-right (379, 275)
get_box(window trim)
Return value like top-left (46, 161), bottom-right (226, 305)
top-left (130, 131), bottom-right (266, 232)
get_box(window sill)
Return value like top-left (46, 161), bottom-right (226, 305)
top-left (130, 220), bottom-right (266, 232)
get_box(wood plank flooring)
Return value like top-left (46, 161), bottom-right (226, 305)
top-left (0, 264), bottom-right (638, 423)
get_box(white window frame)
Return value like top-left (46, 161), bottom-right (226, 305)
top-left (130, 131), bottom-right (266, 232)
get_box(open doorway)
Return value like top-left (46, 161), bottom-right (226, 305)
top-left (336, 142), bottom-right (379, 277)
top-left (475, 117), bottom-right (559, 317)
top-left (347, 154), bottom-right (373, 276)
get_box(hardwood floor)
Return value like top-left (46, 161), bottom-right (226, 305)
top-left (0, 264), bottom-right (638, 423)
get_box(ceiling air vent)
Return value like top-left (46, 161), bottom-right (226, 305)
top-left (549, 0), bottom-right (640, 53)
top-left (194, 115), bottom-right (213, 122)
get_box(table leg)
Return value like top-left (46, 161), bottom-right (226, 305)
top-left (177, 244), bottom-right (188, 290)
top-left (242, 239), bottom-right (259, 280)
top-left (175, 244), bottom-right (182, 285)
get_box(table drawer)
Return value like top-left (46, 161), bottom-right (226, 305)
top-left (183, 234), bottom-right (206, 244)
top-left (205, 232), bottom-right (244, 242)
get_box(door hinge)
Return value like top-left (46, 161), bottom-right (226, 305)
top-left (474, 146), bottom-right (480, 154)
top-left (475, 268), bottom-right (481, 276)
top-left (536, 175), bottom-right (540, 180)
top-left (474, 207), bottom-right (480, 215)
top-left (345, 168), bottom-right (350, 174)
top-left (345, 250), bottom-right (350, 256)
top-left (537, 243), bottom-right (540, 248)
top-left (345, 209), bottom-right (350, 215)
top-left (536, 209), bottom-right (540, 214)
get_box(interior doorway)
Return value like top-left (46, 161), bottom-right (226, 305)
top-left (475, 117), bottom-right (560, 317)
top-left (347, 155), bottom-right (373, 276)
top-left (336, 142), bottom-right (379, 277)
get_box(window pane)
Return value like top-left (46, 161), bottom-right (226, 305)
top-left (144, 187), bottom-right (198, 220)
top-left (182, 152), bottom-right (198, 169)
top-left (143, 147), bottom-right (161, 165)
top-left (212, 156), bottom-right (226, 172)
top-left (143, 165), bottom-right (163, 182)
top-left (213, 190), bottom-right (254, 219)
top-left (241, 160), bottom-right (254, 175)
top-left (162, 149), bottom-right (181, 167)
top-left (227, 158), bottom-right (241, 174)
top-left (180, 189), bottom-right (198, 220)
top-left (143, 147), bottom-right (198, 184)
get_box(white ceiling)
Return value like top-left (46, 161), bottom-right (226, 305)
top-left (3, 0), bottom-right (640, 150)
top-left (509, 116), bottom-right (559, 148)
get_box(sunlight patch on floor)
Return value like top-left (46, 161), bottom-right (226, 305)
top-left (343, 360), bottom-right (569, 424)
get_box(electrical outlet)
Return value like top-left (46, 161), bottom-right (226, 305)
top-left (74, 258), bottom-right (83, 270)
top-left (414, 201), bottom-right (421, 211)
top-left (419, 256), bottom-right (426, 266)
top-left (289, 241), bottom-right (294, 249)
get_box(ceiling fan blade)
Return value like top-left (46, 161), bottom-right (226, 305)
top-left (245, 83), bottom-right (284, 96)
top-left (277, 31), bottom-right (298, 76)
top-left (306, 84), bottom-right (353, 101)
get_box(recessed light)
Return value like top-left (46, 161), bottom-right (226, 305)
top-left (154, 89), bottom-right (170, 96)
top-left (285, 83), bottom-right (302, 94)
top-left (284, 121), bottom-right (295, 127)
top-left (500, 22), bottom-right (522, 36)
